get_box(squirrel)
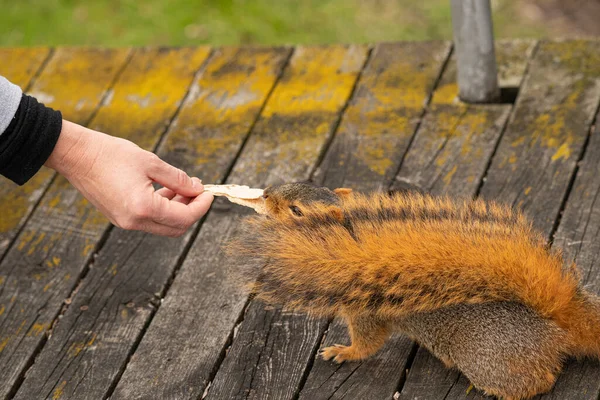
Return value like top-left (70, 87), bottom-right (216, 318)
top-left (226, 182), bottom-right (600, 400)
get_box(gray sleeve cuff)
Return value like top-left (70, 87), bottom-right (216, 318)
top-left (0, 76), bottom-right (23, 136)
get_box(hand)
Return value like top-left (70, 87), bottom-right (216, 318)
top-left (45, 120), bottom-right (214, 237)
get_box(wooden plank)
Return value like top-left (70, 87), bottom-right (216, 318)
top-left (111, 45), bottom-right (369, 400)
top-left (208, 301), bottom-right (329, 400)
top-left (535, 114), bottom-right (600, 400)
top-left (313, 42), bottom-right (451, 192)
top-left (0, 47), bottom-right (209, 400)
top-left (298, 40), bottom-right (531, 400)
top-left (0, 48), bottom-right (131, 258)
top-left (12, 47), bottom-right (290, 400)
top-left (0, 48), bottom-right (50, 88)
top-left (399, 39), bottom-right (600, 400)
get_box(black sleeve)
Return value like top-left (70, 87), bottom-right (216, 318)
top-left (0, 94), bottom-right (63, 185)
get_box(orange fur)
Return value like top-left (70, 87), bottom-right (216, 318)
top-left (228, 190), bottom-right (600, 359)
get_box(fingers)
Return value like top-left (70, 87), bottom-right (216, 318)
top-left (156, 187), bottom-right (176, 200)
top-left (151, 191), bottom-right (214, 230)
top-left (147, 154), bottom-right (203, 197)
top-left (117, 188), bottom-right (213, 238)
top-left (156, 188), bottom-right (191, 205)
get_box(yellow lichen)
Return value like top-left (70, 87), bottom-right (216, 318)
top-left (91, 47), bottom-right (210, 150)
top-left (443, 165), bottom-right (458, 186)
top-left (28, 323), bottom-right (49, 337)
top-left (53, 380), bottom-right (67, 400)
top-left (0, 48), bottom-right (50, 87)
top-left (0, 337), bottom-right (9, 353)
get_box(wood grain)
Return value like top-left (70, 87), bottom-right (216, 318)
top-left (112, 45), bottom-right (369, 400)
top-left (0, 47), bottom-right (208, 400)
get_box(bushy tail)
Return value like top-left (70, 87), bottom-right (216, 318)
top-left (228, 192), bottom-right (585, 326)
top-left (561, 292), bottom-right (600, 358)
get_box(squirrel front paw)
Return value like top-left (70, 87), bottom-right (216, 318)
top-left (320, 344), bottom-right (362, 363)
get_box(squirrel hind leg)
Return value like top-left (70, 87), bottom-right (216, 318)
top-left (400, 302), bottom-right (567, 399)
top-left (448, 302), bottom-right (566, 399)
top-left (320, 312), bottom-right (391, 363)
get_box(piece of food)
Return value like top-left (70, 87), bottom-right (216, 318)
top-left (203, 184), bottom-right (266, 214)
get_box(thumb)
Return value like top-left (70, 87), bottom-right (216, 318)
top-left (147, 156), bottom-right (203, 197)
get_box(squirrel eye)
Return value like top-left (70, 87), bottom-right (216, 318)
top-left (262, 194), bottom-right (269, 199)
top-left (289, 205), bottom-right (303, 217)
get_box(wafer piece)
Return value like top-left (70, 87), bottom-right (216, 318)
top-left (203, 184), bottom-right (266, 214)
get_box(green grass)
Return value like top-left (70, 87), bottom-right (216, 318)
top-left (0, 0), bottom-right (550, 47)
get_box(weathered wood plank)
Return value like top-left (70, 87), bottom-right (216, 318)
top-left (11, 46), bottom-right (290, 400)
top-left (535, 113), bottom-right (600, 400)
top-left (112, 45), bottom-right (369, 400)
top-left (400, 39), bottom-right (600, 400)
top-left (209, 301), bottom-right (329, 400)
top-left (299, 40), bottom-right (531, 400)
top-left (0, 47), bottom-right (209, 400)
top-left (0, 48), bottom-right (51, 88)
top-left (0, 48), bottom-right (130, 259)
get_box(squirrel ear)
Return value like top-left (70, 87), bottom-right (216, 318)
top-left (334, 188), bottom-right (353, 198)
top-left (326, 206), bottom-right (345, 222)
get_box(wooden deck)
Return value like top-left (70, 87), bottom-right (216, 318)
top-left (0, 40), bottom-right (599, 399)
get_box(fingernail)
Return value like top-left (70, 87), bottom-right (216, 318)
top-left (192, 177), bottom-right (203, 190)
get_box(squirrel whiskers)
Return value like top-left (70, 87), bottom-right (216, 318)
top-left (226, 183), bottom-right (600, 400)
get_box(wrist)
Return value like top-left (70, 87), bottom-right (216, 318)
top-left (45, 120), bottom-right (93, 179)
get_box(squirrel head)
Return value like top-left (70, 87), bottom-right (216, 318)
top-left (262, 183), bottom-right (352, 221)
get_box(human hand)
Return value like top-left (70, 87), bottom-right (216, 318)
top-left (45, 120), bottom-right (213, 237)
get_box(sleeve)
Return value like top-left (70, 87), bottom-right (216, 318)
top-left (0, 76), bottom-right (22, 135)
top-left (0, 76), bottom-right (63, 186)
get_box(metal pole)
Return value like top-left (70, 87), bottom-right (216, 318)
top-left (450, 0), bottom-right (500, 103)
